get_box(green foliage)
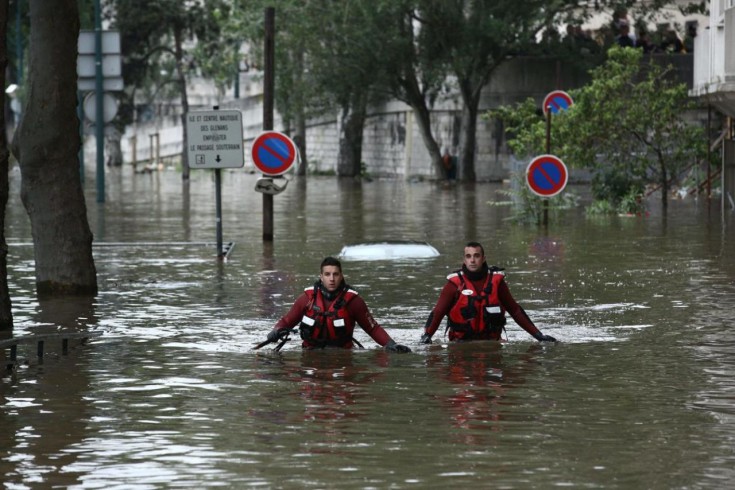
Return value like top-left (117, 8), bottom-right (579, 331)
top-left (107, 0), bottom-right (238, 126)
top-left (489, 169), bottom-right (579, 224)
top-left (493, 46), bottom-right (707, 212)
top-left (489, 98), bottom-right (546, 157)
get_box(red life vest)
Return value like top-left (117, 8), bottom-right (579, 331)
top-left (300, 284), bottom-right (359, 348)
top-left (446, 270), bottom-right (507, 341)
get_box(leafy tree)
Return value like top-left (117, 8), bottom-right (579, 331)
top-left (108, 0), bottom-right (237, 179)
top-left (495, 46), bottom-right (706, 212)
top-left (12, 0), bottom-right (97, 296)
top-left (559, 46), bottom-right (705, 211)
top-left (232, 0), bottom-right (396, 178)
top-left (309, 1), bottom-right (394, 177)
top-left (231, 0), bottom-right (321, 176)
top-left (371, 0), bottom-right (449, 179)
top-left (415, 0), bottom-right (562, 181)
top-left (1, 0), bottom-right (11, 330)
top-left (380, 1), bottom-right (696, 182)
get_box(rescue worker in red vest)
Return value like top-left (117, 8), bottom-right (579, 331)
top-left (266, 257), bottom-right (411, 352)
top-left (419, 242), bottom-right (557, 344)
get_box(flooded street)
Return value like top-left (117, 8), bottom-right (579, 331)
top-left (2, 166), bottom-right (735, 488)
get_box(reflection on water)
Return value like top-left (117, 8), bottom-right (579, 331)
top-left (2, 169), bottom-right (735, 488)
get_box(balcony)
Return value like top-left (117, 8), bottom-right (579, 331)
top-left (690, 4), bottom-right (735, 116)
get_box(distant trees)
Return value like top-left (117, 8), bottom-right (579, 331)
top-left (108, 0), bottom-right (238, 179)
top-left (106, 0), bottom-right (704, 182)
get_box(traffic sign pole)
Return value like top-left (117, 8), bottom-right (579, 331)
top-left (539, 90), bottom-right (574, 227)
top-left (263, 7), bottom-right (275, 242)
top-left (94, 0), bottom-right (105, 203)
top-left (215, 168), bottom-right (223, 258)
top-left (185, 105), bottom-right (245, 259)
top-left (545, 110), bottom-right (552, 226)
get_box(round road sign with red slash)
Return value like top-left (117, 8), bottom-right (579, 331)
top-left (526, 154), bottom-right (568, 198)
top-left (251, 131), bottom-right (298, 176)
top-left (542, 90), bottom-right (574, 116)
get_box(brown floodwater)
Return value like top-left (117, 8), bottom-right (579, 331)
top-left (2, 166), bottom-right (735, 488)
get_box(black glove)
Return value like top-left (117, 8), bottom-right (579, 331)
top-left (535, 332), bottom-right (557, 342)
top-left (267, 328), bottom-right (283, 343)
top-left (385, 339), bottom-right (411, 353)
top-left (419, 333), bottom-right (433, 344)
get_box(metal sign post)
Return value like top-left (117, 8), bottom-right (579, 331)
top-left (185, 106), bottom-right (244, 259)
top-left (538, 90), bottom-right (574, 226)
top-left (77, 25), bottom-right (122, 203)
top-left (262, 7), bottom-right (276, 242)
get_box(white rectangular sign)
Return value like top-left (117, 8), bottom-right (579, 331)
top-left (185, 110), bottom-right (245, 169)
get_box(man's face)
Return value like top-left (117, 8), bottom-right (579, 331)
top-left (320, 265), bottom-right (343, 292)
top-left (463, 246), bottom-right (485, 272)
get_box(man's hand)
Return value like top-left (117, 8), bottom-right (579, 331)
top-left (267, 328), bottom-right (283, 343)
top-left (419, 333), bottom-right (433, 344)
top-left (385, 339), bottom-right (412, 353)
top-left (535, 332), bottom-right (557, 342)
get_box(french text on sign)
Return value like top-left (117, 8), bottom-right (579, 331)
top-left (185, 109), bottom-right (244, 169)
top-left (526, 154), bottom-right (568, 197)
top-left (542, 90), bottom-right (574, 116)
top-left (251, 131), bottom-right (299, 176)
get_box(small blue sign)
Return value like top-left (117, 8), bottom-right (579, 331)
top-left (251, 131), bottom-right (297, 176)
top-left (543, 90), bottom-right (574, 116)
top-left (526, 154), bottom-right (568, 197)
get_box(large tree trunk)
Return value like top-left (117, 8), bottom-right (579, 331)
top-left (294, 110), bottom-right (307, 176)
top-left (457, 71), bottom-right (492, 182)
top-left (337, 93), bottom-right (367, 177)
top-left (457, 83), bottom-right (480, 182)
top-left (659, 152), bottom-right (668, 211)
top-left (13, 0), bottom-right (97, 297)
top-left (293, 47), bottom-right (307, 177)
top-left (410, 101), bottom-right (445, 179)
top-left (174, 26), bottom-right (190, 181)
top-left (0, 0), bottom-right (12, 330)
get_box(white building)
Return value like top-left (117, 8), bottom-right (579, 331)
top-left (690, 0), bottom-right (735, 207)
top-left (690, 0), bottom-right (735, 117)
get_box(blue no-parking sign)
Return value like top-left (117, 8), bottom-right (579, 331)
top-left (526, 154), bottom-right (568, 198)
top-left (250, 131), bottom-right (298, 176)
top-left (543, 90), bottom-right (574, 116)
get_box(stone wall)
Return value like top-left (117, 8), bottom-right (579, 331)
top-left (111, 54), bottom-right (694, 181)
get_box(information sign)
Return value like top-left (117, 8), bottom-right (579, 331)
top-left (186, 110), bottom-right (244, 169)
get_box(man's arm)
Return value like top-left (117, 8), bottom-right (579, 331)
top-left (348, 296), bottom-right (392, 346)
top-left (498, 281), bottom-right (556, 341)
top-left (421, 282), bottom-right (457, 340)
top-left (273, 293), bottom-right (309, 331)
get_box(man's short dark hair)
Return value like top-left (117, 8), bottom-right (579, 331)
top-left (465, 241), bottom-right (485, 256)
top-left (320, 256), bottom-right (342, 272)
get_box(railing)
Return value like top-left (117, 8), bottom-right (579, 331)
top-left (1, 332), bottom-right (103, 372)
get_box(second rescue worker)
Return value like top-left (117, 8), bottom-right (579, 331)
top-left (419, 242), bottom-right (557, 344)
